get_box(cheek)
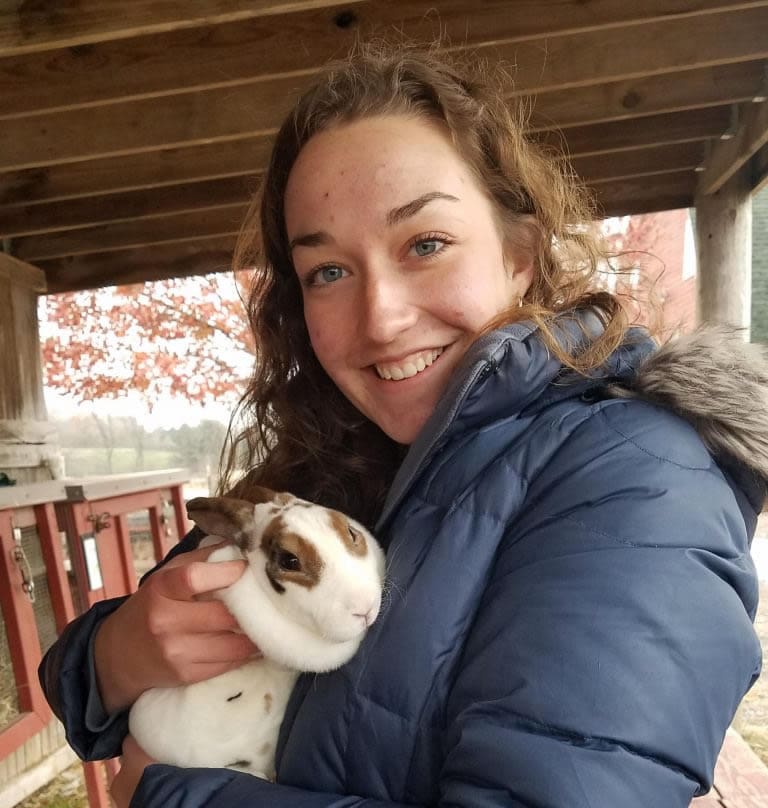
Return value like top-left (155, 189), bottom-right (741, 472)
top-left (304, 308), bottom-right (341, 369)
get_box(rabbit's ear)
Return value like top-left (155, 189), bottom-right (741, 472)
top-left (186, 497), bottom-right (257, 549)
top-left (248, 486), bottom-right (281, 505)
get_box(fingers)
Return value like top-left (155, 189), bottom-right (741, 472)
top-left (148, 598), bottom-right (240, 634)
top-left (154, 557), bottom-right (248, 602)
top-left (162, 540), bottom-right (230, 569)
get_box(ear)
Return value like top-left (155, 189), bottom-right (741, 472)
top-left (186, 496), bottom-right (258, 550)
top-left (247, 485), bottom-right (281, 505)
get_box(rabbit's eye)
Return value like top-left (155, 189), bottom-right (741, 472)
top-left (348, 525), bottom-right (360, 543)
top-left (277, 550), bottom-right (301, 571)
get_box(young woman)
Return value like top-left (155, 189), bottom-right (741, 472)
top-left (41, 44), bottom-right (766, 808)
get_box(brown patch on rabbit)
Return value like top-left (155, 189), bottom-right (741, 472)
top-left (328, 510), bottom-right (368, 557)
top-left (261, 515), bottom-right (324, 591)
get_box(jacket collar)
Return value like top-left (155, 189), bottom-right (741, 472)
top-left (376, 312), bottom-right (656, 531)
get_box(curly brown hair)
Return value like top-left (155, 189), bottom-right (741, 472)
top-left (221, 41), bottom-right (637, 528)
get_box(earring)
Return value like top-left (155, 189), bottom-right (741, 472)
top-left (518, 297), bottom-right (524, 308)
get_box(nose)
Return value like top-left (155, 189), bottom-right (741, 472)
top-left (359, 268), bottom-right (418, 345)
top-left (352, 593), bottom-right (382, 627)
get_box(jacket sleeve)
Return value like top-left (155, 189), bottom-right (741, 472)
top-left (439, 402), bottom-right (762, 808)
top-left (38, 526), bottom-right (205, 760)
top-left (133, 766), bottom-right (408, 808)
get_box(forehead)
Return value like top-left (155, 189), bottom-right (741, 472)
top-left (284, 115), bottom-right (479, 230)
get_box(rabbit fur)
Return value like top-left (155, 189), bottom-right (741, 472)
top-left (128, 488), bottom-right (386, 779)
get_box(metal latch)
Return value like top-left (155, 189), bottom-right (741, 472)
top-left (12, 526), bottom-right (35, 603)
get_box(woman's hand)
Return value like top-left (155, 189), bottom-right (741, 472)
top-left (110, 734), bottom-right (154, 808)
top-left (94, 542), bottom-right (260, 714)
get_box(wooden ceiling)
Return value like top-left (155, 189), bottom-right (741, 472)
top-left (1, 1), bottom-right (767, 293)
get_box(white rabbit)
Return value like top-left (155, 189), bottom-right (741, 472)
top-left (128, 488), bottom-right (386, 780)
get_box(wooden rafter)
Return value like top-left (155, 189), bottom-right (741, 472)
top-left (0, 2), bottom-right (763, 289)
top-left (697, 99), bottom-right (768, 193)
top-left (39, 237), bottom-right (238, 294)
top-left (13, 205), bottom-right (248, 261)
top-left (0, 0), bottom-right (367, 56)
top-left (0, 139), bottom-right (271, 207)
top-left (1, 7), bottom-right (767, 171)
top-left (2, 1), bottom-right (766, 117)
top-left (0, 176), bottom-right (255, 238)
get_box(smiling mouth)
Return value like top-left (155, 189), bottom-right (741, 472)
top-left (374, 347), bottom-right (445, 381)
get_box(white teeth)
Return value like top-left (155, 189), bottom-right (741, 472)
top-left (375, 347), bottom-right (444, 381)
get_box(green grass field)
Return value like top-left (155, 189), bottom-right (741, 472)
top-left (61, 448), bottom-right (180, 476)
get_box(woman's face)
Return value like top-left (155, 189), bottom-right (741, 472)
top-left (284, 115), bottom-right (533, 444)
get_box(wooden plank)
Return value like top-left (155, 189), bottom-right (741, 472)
top-left (0, 512), bottom-right (49, 720)
top-left (39, 236), bottom-right (237, 293)
top-left (0, 0), bottom-right (367, 56)
top-left (491, 5), bottom-right (768, 96)
top-left (0, 138), bottom-right (272, 207)
top-left (35, 502), bottom-right (76, 631)
top-left (536, 106), bottom-right (732, 157)
top-left (2, 7), bottom-right (768, 172)
top-left (592, 170), bottom-right (697, 217)
top-left (0, 75), bottom-right (300, 171)
top-left (529, 60), bottom-right (767, 132)
top-left (0, 114), bottom-right (718, 208)
top-left (0, 254), bottom-right (46, 291)
top-left (697, 98), bottom-right (768, 193)
top-left (14, 205), bottom-right (247, 261)
top-left (1, 1), bottom-right (766, 117)
top-left (0, 175), bottom-right (255, 238)
top-left (571, 142), bottom-right (706, 183)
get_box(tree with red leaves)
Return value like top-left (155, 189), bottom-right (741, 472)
top-left (39, 273), bottom-right (255, 410)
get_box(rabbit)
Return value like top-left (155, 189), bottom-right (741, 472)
top-left (128, 487), bottom-right (386, 780)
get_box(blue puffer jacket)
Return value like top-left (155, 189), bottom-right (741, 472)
top-left (40, 320), bottom-right (765, 808)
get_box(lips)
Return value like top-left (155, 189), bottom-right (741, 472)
top-left (374, 347), bottom-right (444, 381)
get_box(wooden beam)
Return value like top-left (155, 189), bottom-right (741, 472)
top-left (0, 75), bottom-right (299, 171)
top-left (0, 253), bottom-right (46, 292)
top-left (0, 138), bottom-right (272, 207)
top-left (571, 142), bottom-right (706, 184)
top-left (751, 141), bottom-right (768, 193)
top-left (2, 7), bottom-right (767, 171)
top-left (1, 1), bottom-right (766, 117)
top-left (0, 176), bottom-right (255, 238)
top-left (13, 206), bottom-right (248, 261)
top-left (529, 61), bottom-right (766, 132)
top-left (39, 237), bottom-right (238, 293)
top-left (592, 170), bottom-right (697, 217)
top-left (697, 99), bottom-right (768, 194)
top-left (694, 165), bottom-right (752, 328)
top-left (536, 106), bottom-right (731, 157)
top-left (0, 0), bottom-right (367, 56)
top-left (493, 6), bottom-right (768, 96)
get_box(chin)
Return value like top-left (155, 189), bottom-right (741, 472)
top-left (379, 418), bottom-right (428, 446)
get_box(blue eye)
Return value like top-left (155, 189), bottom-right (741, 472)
top-left (311, 265), bottom-right (347, 285)
top-left (413, 239), bottom-right (442, 257)
top-left (409, 234), bottom-right (453, 259)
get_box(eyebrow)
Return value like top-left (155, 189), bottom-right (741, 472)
top-left (385, 191), bottom-right (460, 226)
top-left (289, 191), bottom-right (460, 252)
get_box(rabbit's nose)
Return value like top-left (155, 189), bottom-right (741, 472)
top-left (353, 594), bottom-right (381, 627)
top-left (352, 608), bottom-right (375, 627)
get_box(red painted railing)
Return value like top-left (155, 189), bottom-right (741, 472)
top-left (0, 469), bottom-right (189, 808)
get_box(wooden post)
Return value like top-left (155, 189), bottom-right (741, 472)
top-left (694, 166), bottom-right (753, 336)
top-left (0, 256), bottom-right (60, 484)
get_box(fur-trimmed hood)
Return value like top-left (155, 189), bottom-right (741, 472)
top-left (607, 326), bottom-right (768, 492)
